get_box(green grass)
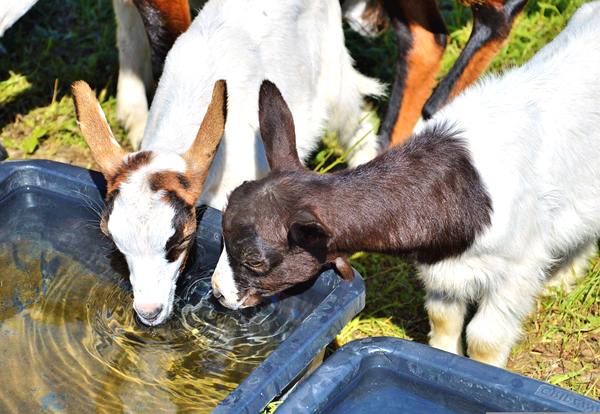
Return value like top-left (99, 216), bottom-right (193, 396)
top-left (2, 0), bottom-right (598, 403)
top-left (0, 0), bottom-right (128, 165)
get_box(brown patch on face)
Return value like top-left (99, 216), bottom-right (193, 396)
top-left (105, 151), bottom-right (154, 194)
top-left (390, 24), bottom-right (446, 146)
top-left (148, 169), bottom-right (207, 266)
top-left (148, 170), bottom-right (204, 207)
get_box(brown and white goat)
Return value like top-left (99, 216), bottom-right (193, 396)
top-left (72, 80), bottom-right (226, 326)
top-left (215, 2), bottom-right (600, 367)
top-left (76, 0), bottom-right (382, 327)
top-left (343, 0), bottom-right (528, 146)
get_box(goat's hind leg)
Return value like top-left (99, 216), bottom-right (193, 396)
top-left (543, 240), bottom-right (597, 295)
top-left (426, 291), bottom-right (468, 356)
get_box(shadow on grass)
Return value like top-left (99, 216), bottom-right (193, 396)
top-left (0, 0), bottom-right (119, 132)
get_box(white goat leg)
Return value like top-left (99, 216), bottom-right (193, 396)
top-left (426, 293), bottom-right (467, 356)
top-left (114, 0), bottom-right (153, 150)
top-left (0, 0), bottom-right (39, 37)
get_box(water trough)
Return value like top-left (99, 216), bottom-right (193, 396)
top-left (0, 160), bottom-right (365, 413)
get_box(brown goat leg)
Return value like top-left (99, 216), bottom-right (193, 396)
top-left (132, 0), bottom-right (191, 82)
top-left (379, 0), bottom-right (448, 147)
top-left (422, 0), bottom-right (528, 119)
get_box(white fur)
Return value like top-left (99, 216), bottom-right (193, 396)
top-left (212, 246), bottom-right (244, 309)
top-left (143, 0), bottom-right (383, 204)
top-left (419, 2), bottom-right (600, 367)
top-left (113, 0), bottom-right (154, 151)
top-left (0, 0), bottom-right (39, 37)
top-left (106, 152), bottom-right (188, 325)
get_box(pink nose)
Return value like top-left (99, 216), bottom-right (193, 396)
top-left (135, 302), bottom-right (163, 322)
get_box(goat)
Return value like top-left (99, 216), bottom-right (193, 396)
top-left (214, 2), bottom-right (600, 367)
top-left (343, 0), bottom-right (528, 147)
top-left (72, 79), bottom-right (225, 326)
top-left (76, 0), bottom-right (382, 326)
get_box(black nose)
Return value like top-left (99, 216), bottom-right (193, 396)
top-left (213, 289), bottom-right (223, 299)
top-left (137, 306), bottom-right (163, 323)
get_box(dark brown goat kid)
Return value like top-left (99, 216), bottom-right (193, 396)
top-left (215, 80), bottom-right (492, 307)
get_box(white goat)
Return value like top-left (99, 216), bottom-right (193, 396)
top-left (75, 0), bottom-right (383, 326)
top-left (423, 2), bottom-right (600, 366)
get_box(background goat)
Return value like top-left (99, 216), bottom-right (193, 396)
top-left (343, 0), bottom-right (529, 147)
top-left (215, 1), bottom-right (600, 367)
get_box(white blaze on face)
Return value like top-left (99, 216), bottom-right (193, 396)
top-left (212, 247), bottom-right (244, 309)
top-left (106, 152), bottom-right (189, 325)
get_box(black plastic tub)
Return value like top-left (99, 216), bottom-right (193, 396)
top-left (0, 160), bottom-right (365, 413)
top-left (276, 336), bottom-right (600, 413)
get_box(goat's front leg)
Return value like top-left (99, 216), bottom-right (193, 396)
top-left (114, 0), bottom-right (191, 150)
top-left (380, 0), bottom-right (448, 147)
top-left (425, 291), bottom-right (468, 356)
top-left (465, 273), bottom-right (540, 367)
top-left (422, 0), bottom-right (528, 119)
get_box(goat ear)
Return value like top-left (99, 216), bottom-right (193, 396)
top-left (289, 209), bottom-right (330, 249)
top-left (259, 80), bottom-right (303, 171)
top-left (72, 81), bottom-right (126, 175)
top-left (332, 257), bottom-right (355, 281)
top-left (182, 80), bottom-right (227, 182)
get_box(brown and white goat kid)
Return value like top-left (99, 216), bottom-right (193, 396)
top-left (77, 0), bottom-right (382, 326)
top-left (72, 80), bottom-right (226, 326)
top-left (215, 2), bottom-right (600, 367)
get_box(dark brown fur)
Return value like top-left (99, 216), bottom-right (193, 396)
top-left (220, 81), bottom-right (493, 306)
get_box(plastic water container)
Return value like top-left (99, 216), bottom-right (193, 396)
top-left (276, 336), bottom-right (600, 413)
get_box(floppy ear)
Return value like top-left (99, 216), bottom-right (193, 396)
top-left (182, 80), bottom-right (227, 183)
top-left (332, 256), bottom-right (355, 281)
top-left (72, 81), bottom-right (126, 176)
top-left (258, 80), bottom-right (304, 171)
top-left (289, 209), bottom-right (330, 250)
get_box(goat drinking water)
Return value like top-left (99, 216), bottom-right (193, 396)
top-left (214, 2), bottom-right (600, 367)
top-left (75, 0), bottom-right (382, 326)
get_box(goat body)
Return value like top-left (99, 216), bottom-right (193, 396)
top-left (216, 2), bottom-right (600, 367)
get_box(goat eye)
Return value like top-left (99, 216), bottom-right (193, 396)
top-left (246, 261), bottom-right (266, 269)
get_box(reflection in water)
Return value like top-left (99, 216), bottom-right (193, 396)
top-left (0, 238), bottom-right (308, 413)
